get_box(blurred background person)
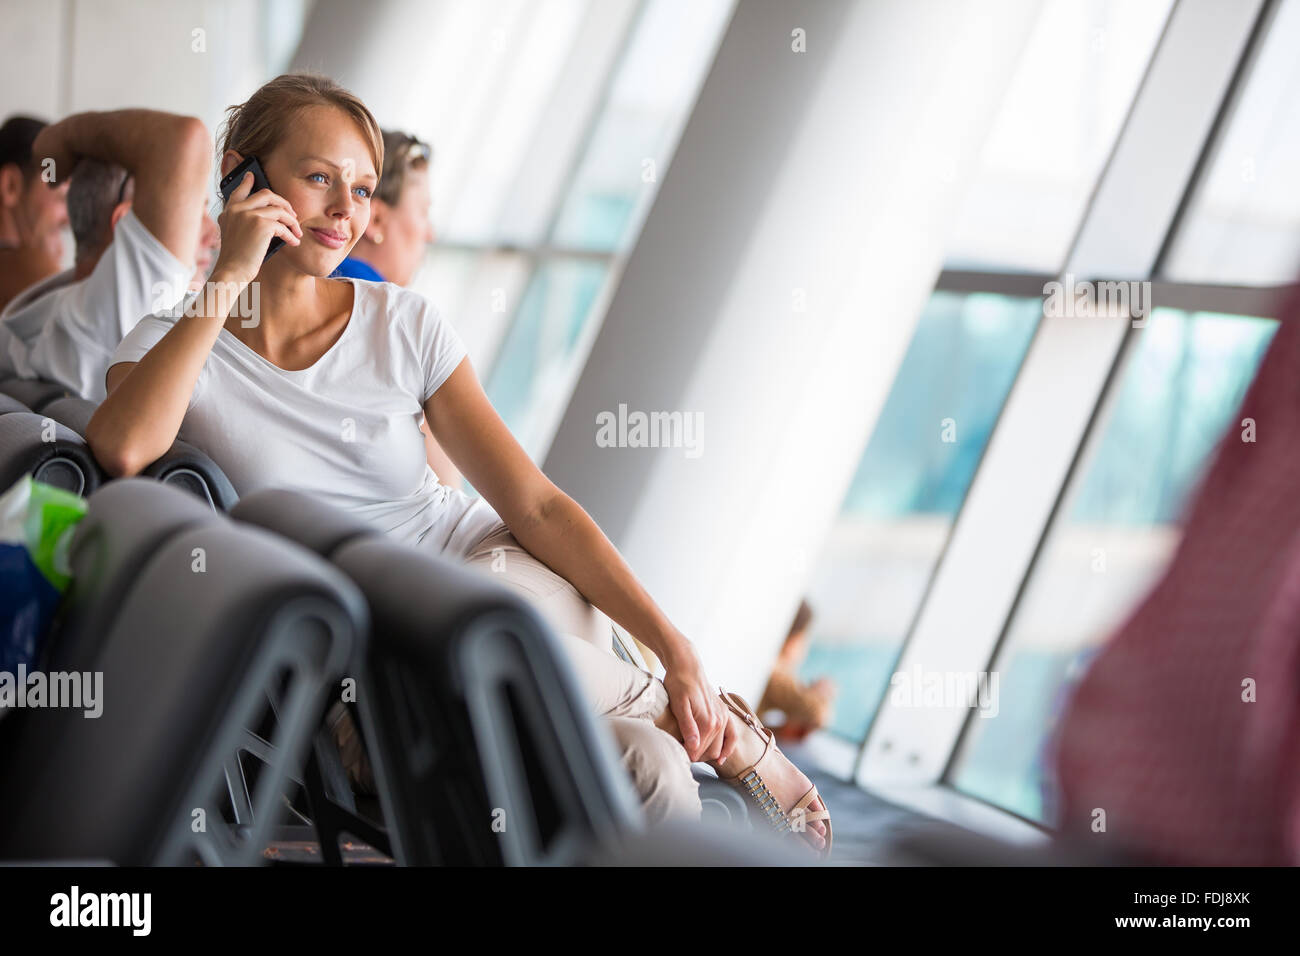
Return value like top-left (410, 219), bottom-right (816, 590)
top-left (758, 599), bottom-right (837, 743)
top-left (334, 129), bottom-right (434, 286)
top-left (334, 128), bottom-right (461, 489)
top-left (0, 108), bottom-right (210, 400)
top-left (0, 115), bottom-right (68, 312)
top-left (1051, 286), bottom-right (1300, 866)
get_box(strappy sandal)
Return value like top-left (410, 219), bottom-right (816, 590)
top-left (714, 688), bottom-right (833, 860)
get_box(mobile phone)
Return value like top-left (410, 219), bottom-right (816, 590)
top-left (218, 155), bottom-right (285, 261)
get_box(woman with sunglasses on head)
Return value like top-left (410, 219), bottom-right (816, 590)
top-left (331, 129), bottom-right (461, 489)
top-left (85, 73), bottom-right (831, 858)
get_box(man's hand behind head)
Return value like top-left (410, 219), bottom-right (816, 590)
top-left (39, 110), bottom-right (213, 272)
top-left (30, 121), bottom-right (79, 189)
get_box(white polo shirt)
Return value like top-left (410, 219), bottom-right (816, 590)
top-left (110, 277), bottom-right (504, 558)
top-left (0, 209), bottom-right (192, 401)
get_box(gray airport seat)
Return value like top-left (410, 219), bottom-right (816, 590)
top-left (40, 395), bottom-right (96, 435)
top-left (334, 533), bottom-right (644, 865)
top-left (42, 478), bottom-right (221, 675)
top-left (233, 486), bottom-right (645, 865)
top-left (0, 477), bottom-right (211, 792)
top-left (141, 437), bottom-right (240, 511)
top-left (230, 489), bottom-right (390, 862)
top-left (0, 411), bottom-right (103, 495)
top-left (41, 396), bottom-right (239, 511)
top-left (0, 483), bottom-right (366, 865)
top-left (0, 393), bottom-right (29, 416)
top-left (0, 376), bottom-right (70, 412)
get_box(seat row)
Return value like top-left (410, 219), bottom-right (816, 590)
top-left (0, 475), bottom-right (789, 865)
top-left (0, 376), bottom-right (765, 863)
top-left (0, 376), bottom-right (236, 509)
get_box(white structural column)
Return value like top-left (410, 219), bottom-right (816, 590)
top-left (544, 0), bottom-right (1042, 699)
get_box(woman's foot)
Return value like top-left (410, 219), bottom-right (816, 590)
top-left (710, 690), bottom-right (831, 859)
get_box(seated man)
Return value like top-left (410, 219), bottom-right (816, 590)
top-left (0, 115), bottom-right (68, 313)
top-left (0, 109), bottom-right (210, 401)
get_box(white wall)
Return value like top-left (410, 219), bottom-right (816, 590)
top-left (0, 0), bottom-right (304, 143)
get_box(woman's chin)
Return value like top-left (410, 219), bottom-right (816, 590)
top-left (276, 245), bottom-right (347, 278)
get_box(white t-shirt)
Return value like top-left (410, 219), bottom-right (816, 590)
top-left (110, 277), bottom-right (504, 558)
top-left (0, 209), bottom-right (192, 401)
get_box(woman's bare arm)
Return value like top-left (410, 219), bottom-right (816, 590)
top-left (88, 276), bottom-right (239, 476)
top-left (424, 359), bottom-right (680, 654)
top-left (420, 416), bottom-right (463, 488)
top-left (425, 357), bottom-right (731, 760)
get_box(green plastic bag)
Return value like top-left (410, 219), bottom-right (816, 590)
top-left (1, 475), bottom-right (87, 677)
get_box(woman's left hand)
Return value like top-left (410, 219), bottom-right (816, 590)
top-left (661, 643), bottom-right (736, 763)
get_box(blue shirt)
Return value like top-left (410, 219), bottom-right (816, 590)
top-left (331, 256), bottom-right (386, 282)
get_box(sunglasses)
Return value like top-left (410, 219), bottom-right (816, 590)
top-left (396, 137), bottom-right (431, 166)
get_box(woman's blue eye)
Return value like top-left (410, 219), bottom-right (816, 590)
top-left (308, 172), bottom-right (328, 184)
top-left (354, 185), bottom-right (372, 199)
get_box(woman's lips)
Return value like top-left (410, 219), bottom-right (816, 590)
top-left (309, 228), bottom-right (347, 249)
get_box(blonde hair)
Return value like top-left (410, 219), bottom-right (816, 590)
top-left (218, 73), bottom-right (384, 179)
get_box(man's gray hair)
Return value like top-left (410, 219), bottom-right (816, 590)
top-left (67, 159), bottom-right (131, 260)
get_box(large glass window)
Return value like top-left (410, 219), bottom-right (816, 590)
top-left (799, 292), bottom-right (1042, 741)
top-left (941, 0), bottom-right (1172, 273)
top-left (549, 0), bottom-right (733, 252)
top-left (395, 0), bottom-right (731, 465)
top-left (405, 0), bottom-right (732, 462)
top-left (485, 257), bottom-right (610, 454)
top-left (949, 310), bottom-right (1277, 822)
top-left (798, 0), bottom-right (1175, 749)
top-left (1163, 0), bottom-right (1300, 285)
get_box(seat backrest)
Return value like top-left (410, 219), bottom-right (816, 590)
top-left (40, 395), bottom-right (98, 436)
top-left (231, 486), bottom-right (379, 557)
top-left (0, 518), bottom-right (366, 865)
top-left (44, 478), bottom-right (221, 675)
top-left (42, 397), bottom-right (240, 511)
top-left (0, 480), bottom-right (216, 795)
top-left (0, 377), bottom-right (70, 412)
top-left (0, 393), bottom-right (29, 416)
top-left (234, 486), bottom-right (644, 865)
top-left (0, 411), bottom-right (103, 495)
top-left (140, 438), bottom-right (240, 511)
top-left (333, 534), bottom-right (644, 866)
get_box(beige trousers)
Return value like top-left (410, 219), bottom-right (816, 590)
top-left (461, 524), bottom-right (702, 824)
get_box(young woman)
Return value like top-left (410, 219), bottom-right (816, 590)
top-left (86, 73), bottom-right (831, 858)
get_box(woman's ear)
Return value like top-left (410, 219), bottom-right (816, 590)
top-left (219, 150), bottom-right (244, 179)
top-left (364, 198), bottom-right (391, 240)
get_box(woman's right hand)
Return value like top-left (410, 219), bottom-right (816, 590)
top-left (212, 171), bottom-right (302, 284)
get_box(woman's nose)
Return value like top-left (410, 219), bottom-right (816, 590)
top-left (329, 184), bottom-right (355, 218)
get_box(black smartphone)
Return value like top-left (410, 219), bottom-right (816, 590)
top-left (218, 155), bottom-right (285, 261)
